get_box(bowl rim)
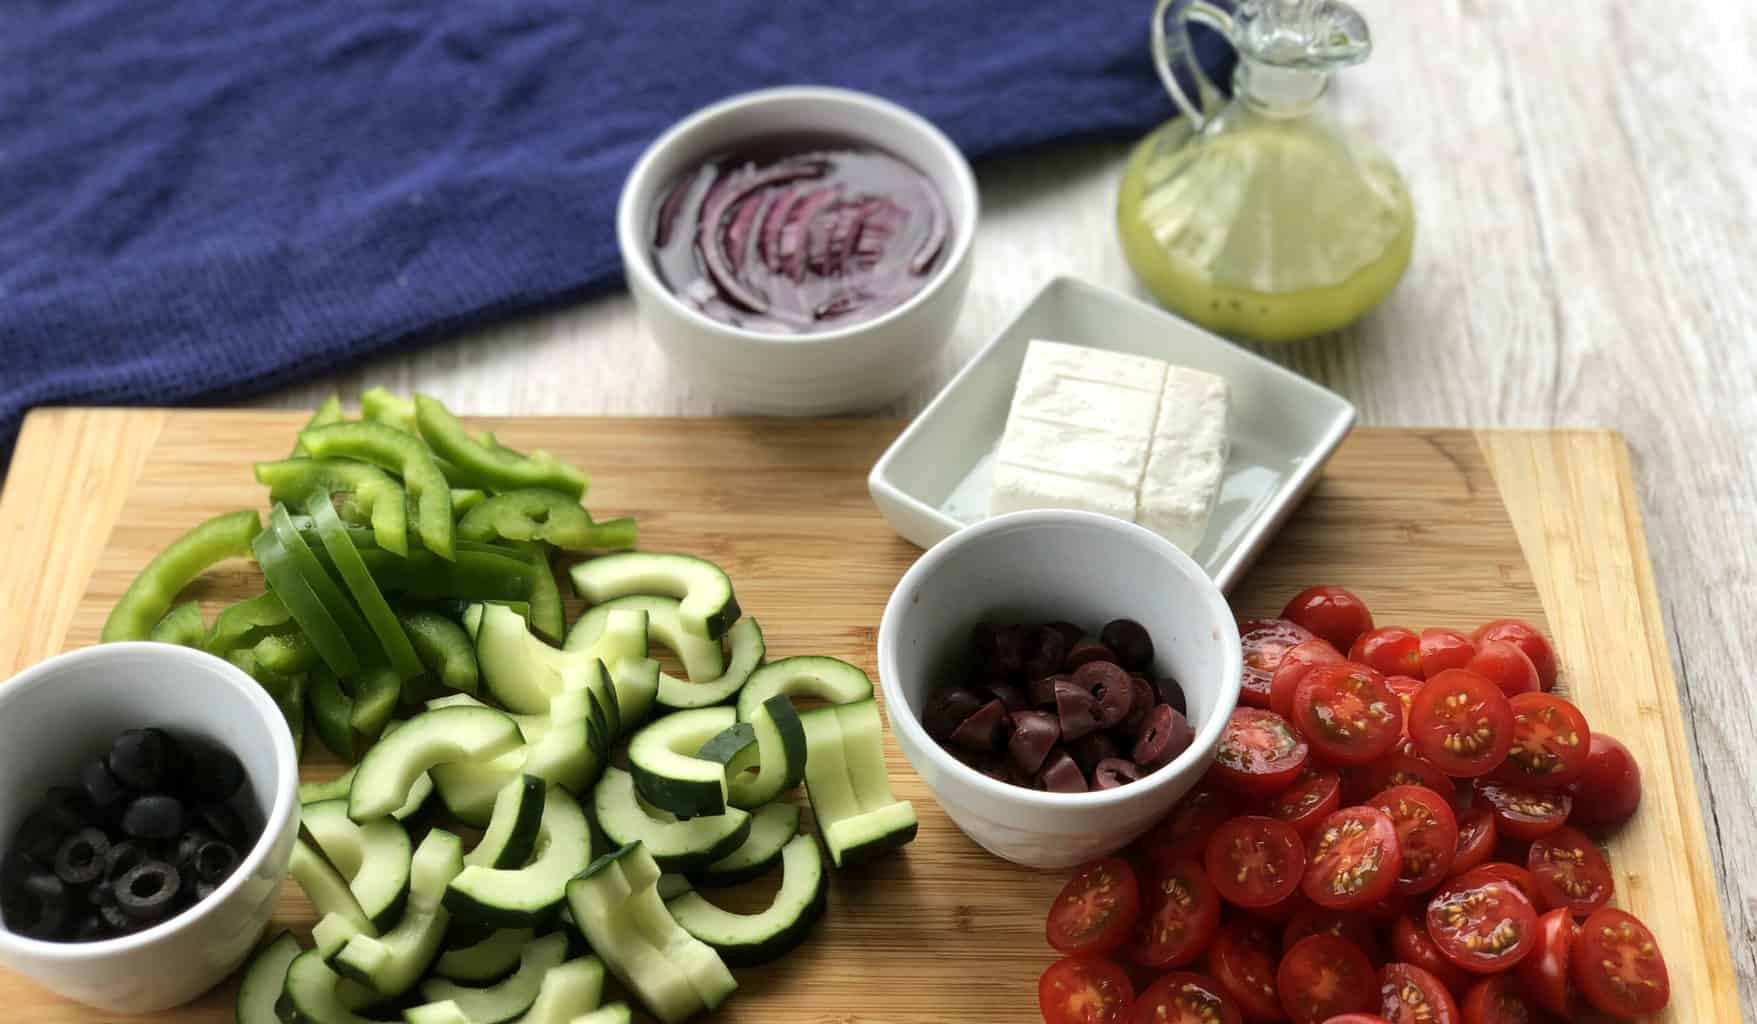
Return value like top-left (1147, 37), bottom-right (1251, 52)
top-left (615, 84), bottom-right (980, 348)
top-left (0, 642), bottom-right (299, 961)
top-left (877, 508), bottom-right (1243, 811)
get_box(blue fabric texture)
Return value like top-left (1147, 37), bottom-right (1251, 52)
top-left (0, 1), bottom-right (1232, 464)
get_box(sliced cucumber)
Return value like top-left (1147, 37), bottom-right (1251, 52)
top-left (475, 602), bottom-right (653, 723)
top-left (302, 800), bottom-right (413, 931)
top-left (568, 595), bottom-right (723, 683)
top-left (432, 928), bottom-right (533, 985)
top-left (237, 931), bottom-right (301, 1024)
top-left (655, 873), bottom-right (695, 901)
top-left (667, 832), bottom-right (826, 966)
top-left (417, 932), bottom-right (568, 1024)
top-left (624, 878), bottom-right (736, 1012)
top-left (426, 693), bottom-right (551, 739)
top-left (401, 1002), bottom-right (469, 1024)
top-left (314, 912), bottom-right (366, 962)
top-left (521, 710), bottom-right (605, 795)
top-left (626, 708), bottom-right (736, 819)
top-left (689, 802), bottom-right (801, 888)
top-left (593, 767), bottom-right (751, 872)
top-left (569, 552), bottom-right (740, 640)
top-left (277, 951), bottom-right (392, 1024)
top-left (604, 656), bottom-right (660, 734)
top-left (725, 694), bottom-right (807, 809)
top-left (799, 700), bottom-right (918, 868)
top-left (430, 748), bottom-right (525, 829)
top-left (564, 848), bottom-right (707, 1024)
top-left (350, 706), bottom-right (523, 820)
top-left (306, 754), bottom-right (428, 820)
top-left (466, 776), bottom-right (545, 869)
top-left (333, 830), bottom-right (465, 997)
top-left (291, 840), bottom-right (373, 934)
top-left (517, 954), bottom-right (606, 1024)
top-left (445, 785), bottom-right (592, 926)
top-left (569, 1004), bottom-right (632, 1024)
top-left (662, 616), bottom-right (763, 710)
top-left (735, 655), bottom-right (873, 722)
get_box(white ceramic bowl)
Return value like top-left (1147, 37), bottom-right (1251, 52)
top-left (617, 86), bottom-right (979, 414)
top-left (0, 643), bottom-right (300, 1013)
top-left (877, 510), bottom-right (1242, 869)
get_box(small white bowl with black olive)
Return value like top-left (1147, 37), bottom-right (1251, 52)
top-left (0, 643), bottom-right (299, 1013)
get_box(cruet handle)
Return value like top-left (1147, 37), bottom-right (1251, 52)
top-left (1151, 0), bottom-right (1236, 132)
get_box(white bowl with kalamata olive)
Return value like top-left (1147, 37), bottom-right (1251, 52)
top-left (0, 643), bottom-right (299, 1013)
top-left (878, 509), bottom-right (1242, 868)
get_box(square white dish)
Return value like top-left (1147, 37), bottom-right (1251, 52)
top-left (867, 276), bottom-right (1357, 592)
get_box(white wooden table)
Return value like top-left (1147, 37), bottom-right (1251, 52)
top-left (261, 0), bottom-right (1757, 1010)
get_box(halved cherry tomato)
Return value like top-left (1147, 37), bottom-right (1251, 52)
top-left (1450, 807), bottom-right (1497, 877)
top-left (1565, 732), bottom-right (1641, 830)
top-left (1460, 974), bottom-right (1541, 1024)
top-left (1384, 676), bottom-right (1423, 735)
top-left (1475, 781), bottom-right (1571, 841)
top-left (1369, 785), bottom-right (1459, 895)
top-left (1206, 816), bottom-right (1305, 910)
top-left (1141, 788), bottom-right (1235, 870)
top-left (1322, 1017), bottom-right (1391, 1024)
top-left (1269, 638), bottom-right (1345, 720)
top-left (1515, 908), bottom-right (1577, 1017)
top-left (1039, 956), bottom-right (1136, 1024)
top-left (1472, 620), bottom-right (1558, 691)
top-left (1292, 663), bottom-right (1403, 767)
top-left (1283, 906), bottom-right (1382, 965)
top-left (1275, 933), bottom-right (1376, 1024)
top-left (1250, 885), bottom-right (1310, 924)
top-left (1131, 971), bottom-right (1244, 1024)
top-left (1525, 826), bottom-right (1612, 917)
top-left (1351, 750), bottom-right (1452, 804)
top-left (1207, 917), bottom-right (1286, 1022)
top-left (1302, 806), bottom-right (1403, 910)
top-left (1572, 907), bottom-right (1670, 1018)
top-left (1349, 626), bottom-right (1422, 679)
top-left (1281, 586), bottom-right (1375, 654)
top-left (1392, 913), bottom-right (1473, 993)
top-left (1467, 862), bottom-right (1540, 908)
top-left (1419, 628), bottom-right (1477, 679)
top-left (1240, 619), bottom-right (1318, 709)
top-left (1465, 642), bottom-right (1540, 699)
top-left (1127, 860), bottom-right (1223, 969)
top-left (1211, 708), bottom-right (1311, 797)
top-left (1407, 670), bottom-right (1514, 778)
top-left (1493, 693), bottom-right (1590, 789)
top-left (1378, 962), bottom-right (1460, 1024)
top-left (1266, 770), bottom-right (1342, 837)
top-left (1426, 868), bottom-right (1537, 974)
top-left (1047, 857), bottom-right (1140, 956)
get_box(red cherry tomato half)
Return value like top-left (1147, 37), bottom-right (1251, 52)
top-left (1349, 626), bottom-right (1422, 679)
top-left (1515, 908), bottom-right (1577, 1017)
top-left (1205, 816), bottom-right (1306, 910)
top-left (1572, 907), bottom-right (1670, 1018)
top-left (1459, 974), bottom-right (1541, 1024)
top-left (1141, 788), bottom-right (1235, 870)
top-left (1292, 663), bottom-right (1403, 767)
top-left (1525, 826), bottom-right (1612, 918)
top-left (1206, 916), bottom-right (1285, 1022)
top-left (1266, 770), bottom-right (1343, 838)
top-left (1302, 806), bottom-right (1403, 911)
top-left (1239, 618), bottom-right (1318, 709)
top-left (1494, 693), bottom-right (1590, 789)
top-left (1269, 638), bottom-right (1345, 720)
top-left (1475, 781), bottom-right (1572, 842)
top-left (1046, 857), bottom-right (1140, 957)
top-left (1126, 860), bottom-right (1223, 969)
top-left (1131, 971), bottom-right (1244, 1024)
top-left (1323, 1017), bottom-right (1392, 1024)
top-left (1351, 750), bottom-right (1452, 805)
top-left (1565, 732), bottom-right (1641, 830)
top-left (1250, 884), bottom-right (1311, 924)
top-left (1407, 670), bottom-right (1514, 778)
top-left (1467, 861), bottom-right (1541, 908)
top-left (1465, 641), bottom-right (1540, 699)
top-left (1369, 785), bottom-right (1459, 896)
top-left (1283, 906), bottom-right (1382, 966)
top-left (1275, 933), bottom-right (1377, 1024)
top-left (1384, 676), bottom-right (1423, 735)
top-left (1039, 956), bottom-right (1136, 1024)
top-left (1281, 586), bottom-right (1375, 654)
top-left (1472, 619), bottom-right (1558, 691)
top-left (1450, 807), bottom-right (1497, 877)
top-left (1392, 913), bottom-right (1473, 993)
top-left (1426, 868), bottom-right (1538, 974)
top-left (1378, 962), bottom-right (1461, 1024)
top-left (1419, 628), bottom-right (1478, 679)
top-left (1211, 708), bottom-right (1311, 798)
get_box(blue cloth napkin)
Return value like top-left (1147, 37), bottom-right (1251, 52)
top-left (0, 1), bottom-right (1232, 465)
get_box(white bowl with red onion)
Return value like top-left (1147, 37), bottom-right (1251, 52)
top-left (617, 86), bottom-right (978, 414)
top-left (878, 509), bottom-right (1243, 869)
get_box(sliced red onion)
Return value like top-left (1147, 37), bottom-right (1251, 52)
top-left (697, 159), bottom-right (827, 313)
top-left (778, 185), bottom-right (838, 283)
top-left (909, 180), bottom-right (948, 275)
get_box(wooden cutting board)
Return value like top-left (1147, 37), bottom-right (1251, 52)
top-left (0, 410), bottom-right (1739, 1023)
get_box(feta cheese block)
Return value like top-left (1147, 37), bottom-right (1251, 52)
top-left (1137, 366), bottom-right (1230, 553)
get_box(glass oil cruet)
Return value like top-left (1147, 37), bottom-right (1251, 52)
top-left (1117, 0), bottom-right (1414, 341)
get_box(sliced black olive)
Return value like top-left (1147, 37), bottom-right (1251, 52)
top-left (81, 758), bottom-right (129, 811)
top-left (1093, 758), bottom-right (1144, 790)
top-left (53, 828), bottom-right (109, 887)
top-left (172, 829), bottom-right (220, 868)
top-left (1036, 750), bottom-right (1087, 793)
top-left (15, 873), bottom-right (69, 939)
top-left (1027, 673), bottom-right (1065, 709)
top-left (199, 803), bottom-right (246, 844)
top-left (1074, 661), bottom-right (1135, 730)
top-left (105, 840), bottom-right (151, 882)
top-left (1100, 619), bottom-right (1156, 671)
top-left (192, 841), bottom-right (239, 884)
top-left (1063, 640), bottom-right (1118, 671)
top-left (71, 913), bottom-right (109, 942)
top-left (87, 882), bottom-right (115, 907)
top-left (108, 729), bottom-right (169, 791)
top-left (12, 809), bottom-right (64, 866)
top-left (1047, 621), bottom-right (1086, 650)
top-left (42, 786), bottom-right (91, 832)
top-left (115, 860), bottom-right (180, 921)
top-left (121, 795), bottom-right (184, 840)
top-left (98, 901), bottom-right (134, 933)
top-left (1133, 704), bottom-right (1195, 772)
top-left (923, 687), bottom-right (985, 742)
top-left (176, 739), bottom-right (244, 804)
top-left (985, 683), bottom-right (1028, 714)
top-left (1156, 676), bottom-right (1188, 717)
top-left (1122, 674), bottom-right (1159, 735)
top-left (948, 699), bottom-right (1008, 753)
top-left (1054, 679), bottom-right (1101, 743)
top-left (193, 879), bottom-right (218, 903)
top-left (1021, 626), bottom-right (1069, 682)
top-left (1006, 711), bottom-right (1061, 776)
top-left (1069, 731), bottom-right (1119, 777)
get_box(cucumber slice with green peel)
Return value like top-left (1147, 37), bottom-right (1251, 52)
top-left (695, 722), bottom-right (756, 769)
top-left (474, 603), bottom-right (569, 714)
top-left (688, 802), bottom-right (801, 888)
top-left (314, 912), bottom-right (363, 961)
top-left (291, 840), bottom-right (373, 934)
top-left (798, 701), bottom-right (917, 868)
top-left (564, 847), bottom-right (710, 1024)
top-left (655, 873), bottom-right (694, 901)
top-left (625, 708), bottom-right (737, 818)
top-left (401, 1002), bottom-right (469, 1024)
top-left (237, 931), bottom-right (302, 1024)
top-left (515, 955), bottom-right (607, 1024)
top-left (432, 928), bottom-right (533, 985)
top-left (302, 773), bottom-right (353, 805)
top-left (667, 832), bottom-right (826, 966)
top-left (302, 801), bottom-right (413, 931)
top-left (425, 693), bottom-right (552, 741)
top-left (603, 657), bottom-right (659, 735)
top-left (569, 1005), bottom-right (632, 1024)
top-left (522, 712), bottom-right (605, 795)
top-left (431, 749), bottom-right (524, 828)
top-left (466, 776), bottom-right (545, 869)
top-left (623, 881), bottom-right (735, 1011)
top-left (569, 552), bottom-right (740, 640)
top-left (659, 617), bottom-right (763, 711)
top-left (417, 932), bottom-right (568, 1024)
top-left (445, 785), bottom-right (592, 926)
top-left (350, 706), bottom-right (524, 820)
top-left (332, 831), bottom-right (466, 997)
top-left (277, 951), bottom-right (395, 1024)
top-left (735, 656), bottom-right (873, 722)
top-left (570, 659), bottom-right (621, 741)
top-left (593, 767), bottom-right (751, 872)
top-left (835, 698), bottom-right (910, 811)
top-left (567, 596), bottom-right (733, 706)
top-left (563, 607), bottom-right (651, 670)
top-left (723, 694), bottom-right (807, 809)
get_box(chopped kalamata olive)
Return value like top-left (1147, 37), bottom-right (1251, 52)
top-left (1021, 627), bottom-right (1069, 681)
top-left (107, 729), bottom-right (169, 792)
top-left (1069, 731), bottom-right (1119, 777)
top-left (1064, 640), bottom-right (1118, 671)
top-left (1054, 679), bottom-right (1102, 743)
top-left (986, 683), bottom-right (1029, 713)
top-left (53, 828), bottom-right (109, 887)
top-left (1156, 676), bottom-right (1189, 716)
top-left (121, 795), bottom-right (183, 840)
top-left (1028, 673), bottom-right (1065, 709)
top-left (992, 625), bottom-right (1027, 676)
top-left (1100, 618), bottom-right (1156, 670)
top-left (1122, 674), bottom-right (1159, 734)
top-left (115, 860), bottom-right (180, 920)
top-left (949, 698), bottom-right (1009, 753)
top-left (1037, 750), bottom-right (1088, 793)
top-left (924, 687), bottom-right (986, 742)
top-left (1133, 704), bottom-right (1195, 771)
top-left (1048, 621), bottom-right (1086, 650)
top-left (1007, 711), bottom-right (1061, 776)
top-left (969, 622), bottom-right (1000, 660)
top-left (1093, 758), bottom-right (1144, 789)
top-left (1075, 661), bottom-right (1135, 730)
top-left (81, 758), bottom-right (128, 811)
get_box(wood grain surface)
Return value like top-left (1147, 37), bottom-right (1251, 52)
top-left (0, 410), bottom-right (1736, 1022)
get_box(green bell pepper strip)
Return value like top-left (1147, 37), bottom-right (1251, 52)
top-left (308, 666), bottom-right (358, 761)
top-left (455, 488), bottom-right (637, 552)
top-left (413, 394), bottom-right (588, 498)
top-left (147, 601), bottom-right (206, 647)
top-left (509, 541), bottom-right (565, 643)
top-left (450, 489), bottom-right (487, 516)
top-left (204, 591), bottom-right (296, 656)
top-left (299, 421), bottom-right (455, 559)
top-left (348, 666), bottom-right (401, 747)
top-left (349, 546), bottom-right (536, 602)
top-left (397, 610), bottom-right (479, 695)
top-left (267, 504), bottom-right (381, 666)
top-left (227, 650), bottom-right (307, 760)
top-left (253, 527), bottom-right (359, 676)
top-left (305, 493), bottom-right (423, 680)
top-left (254, 631), bottom-right (321, 675)
top-left (360, 387), bottom-right (418, 433)
top-left (256, 458), bottom-right (409, 556)
top-left (102, 509), bottom-right (263, 643)
top-left (291, 395), bottom-right (345, 456)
